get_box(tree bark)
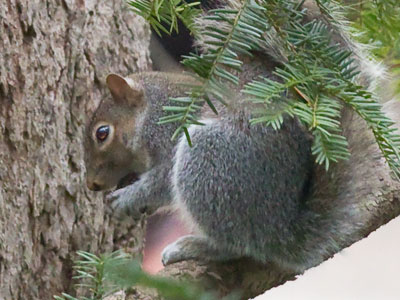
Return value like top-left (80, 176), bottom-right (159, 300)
top-left (0, 1), bottom-right (151, 299)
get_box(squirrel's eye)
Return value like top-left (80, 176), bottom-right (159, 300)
top-left (96, 125), bottom-right (110, 142)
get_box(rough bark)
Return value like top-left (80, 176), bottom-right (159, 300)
top-left (0, 1), bottom-right (151, 299)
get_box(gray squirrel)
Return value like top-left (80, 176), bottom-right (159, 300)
top-left (84, 0), bottom-right (384, 272)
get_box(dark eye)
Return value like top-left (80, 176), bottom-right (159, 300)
top-left (96, 125), bottom-right (110, 142)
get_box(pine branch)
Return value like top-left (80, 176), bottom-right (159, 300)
top-left (160, 0), bottom-right (269, 143)
top-left (128, 0), bottom-right (400, 176)
top-left (244, 8), bottom-right (352, 169)
top-left (243, 0), bottom-right (400, 175)
top-left (126, 0), bottom-right (201, 36)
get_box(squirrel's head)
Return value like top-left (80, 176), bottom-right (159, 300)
top-left (84, 74), bottom-right (149, 191)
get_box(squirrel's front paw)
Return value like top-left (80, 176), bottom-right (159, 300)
top-left (106, 187), bottom-right (140, 219)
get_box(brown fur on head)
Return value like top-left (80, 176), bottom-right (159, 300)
top-left (84, 74), bottom-right (149, 191)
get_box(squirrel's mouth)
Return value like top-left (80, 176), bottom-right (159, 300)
top-left (116, 172), bottom-right (140, 189)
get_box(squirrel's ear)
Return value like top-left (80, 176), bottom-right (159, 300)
top-left (106, 74), bottom-right (144, 105)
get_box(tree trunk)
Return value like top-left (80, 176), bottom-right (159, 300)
top-left (0, 1), bottom-right (151, 299)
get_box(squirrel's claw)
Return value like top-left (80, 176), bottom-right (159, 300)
top-left (105, 187), bottom-right (140, 219)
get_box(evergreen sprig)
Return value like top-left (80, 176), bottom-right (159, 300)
top-left (243, 2), bottom-right (352, 169)
top-left (126, 0), bottom-right (201, 36)
top-left (54, 250), bottom-right (129, 300)
top-left (159, 0), bottom-right (269, 144)
top-left (244, 0), bottom-right (400, 173)
top-left (127, 0), bottom-right (400, 177)
top-left (54, 250), bottom-right (237, 300)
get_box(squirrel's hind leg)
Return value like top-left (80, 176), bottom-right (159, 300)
top-left (161, 235), bottom-right (240, 266)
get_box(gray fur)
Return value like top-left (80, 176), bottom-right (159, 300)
top-left (170, 112), bottom-right (314, 270)
top-left (104, 78), bottom-right (320, 271)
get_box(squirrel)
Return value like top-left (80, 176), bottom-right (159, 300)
top-left (84, 0), bottom-right (387, 272)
